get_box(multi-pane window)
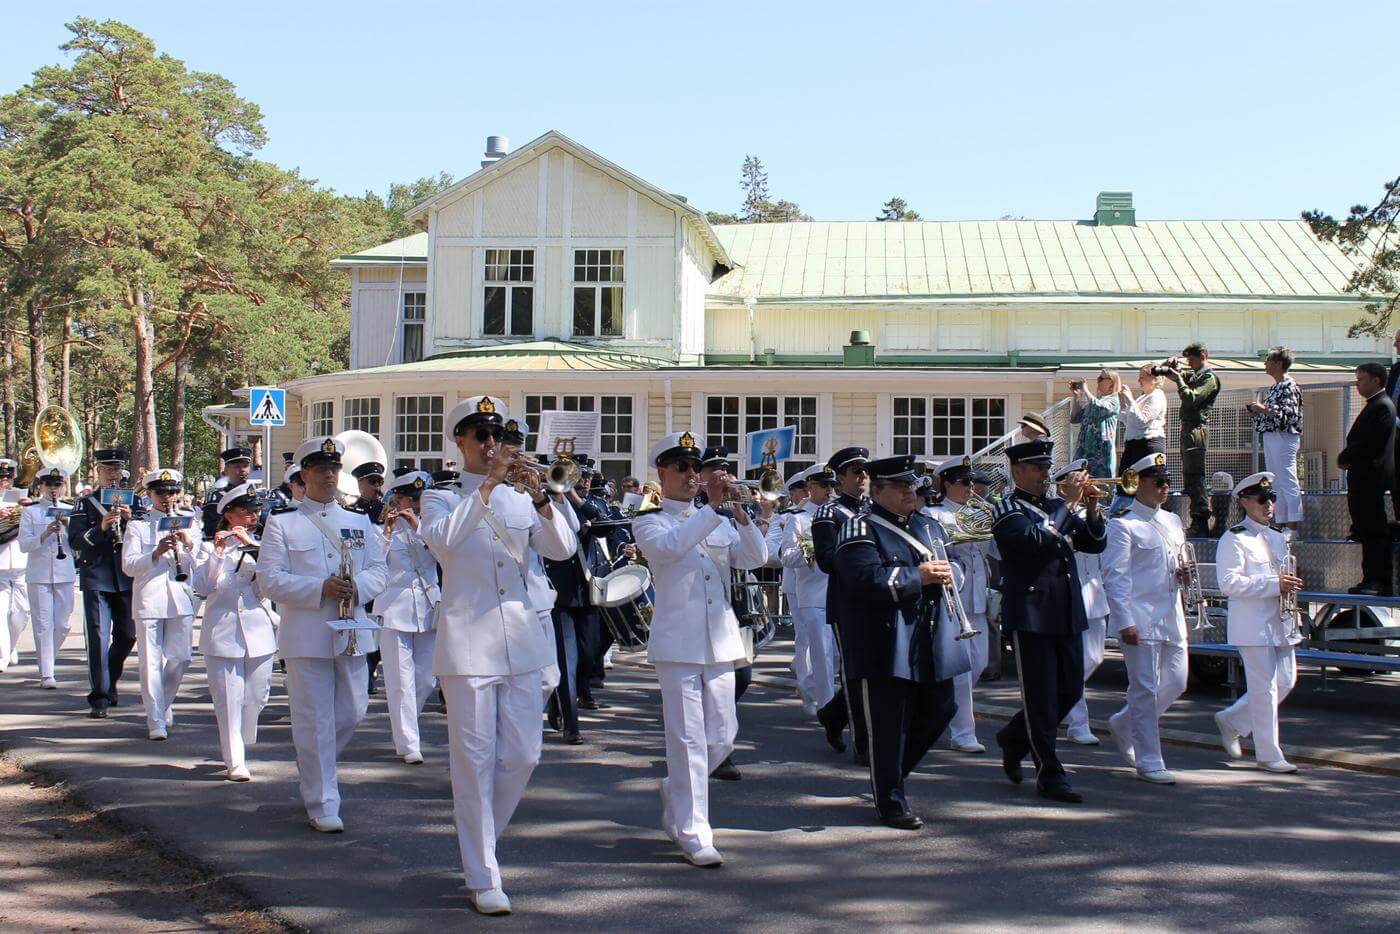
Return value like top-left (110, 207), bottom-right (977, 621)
top-left (306, 401), bottom-right (334, 439)
top-left (483, 249), bottom-right (534, 337)
top-left (394, 395), bottom-right (443, 473)
top-left (402, 292), bottom-right (426, 363)
top-left (573, 249), bottom-right (624, 337)
top-left (525, 393), bottom-right (633, 478)
top-left (705, 395), bottom-right (818, 479)
top-left (893, 396), bottom-right (1006, 458)
top-left (343, 397), bottom-right (381, 436)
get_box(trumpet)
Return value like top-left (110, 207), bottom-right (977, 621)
top-left (735, 471), bottom-right (785, 502)
top-left (928, 535), bottom-right (982, 641)
top-left (1082, 467), bottom-right (1140, 497)
top-left (1178, 541), bottom-right (1206, 633)
top-left (508, 456), bottom-right (580, 495)
top-left (336, 547), bottom-right (360, 656)
top-left (1280, 547), bottom-right (1303, 641)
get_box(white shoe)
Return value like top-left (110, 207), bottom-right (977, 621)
top-left (308, 815), bottom-right (344, 833)
top-left (1136, 768), bottom-right (1176, 785)
top-left (684, 845), bottom-right (723, 867)
top-left (148, 728), bottom-right (168, 741)
top-left (801, 701), bottom-right (818, 718)
top-left (470, 887), bottom-right (512, 915)
top-left (1259, 759), bottom-right (1298, 774)
top-left (950, 740), bottom-right (986, 754)
top-left (402, 752), bottom-right (424, 765)
top-left (1214, 712), bottom-right (1243, 759)
top-left (227, 765), bottom-right (252, 782)
top-left (1066, 729), bottom-right (1100, 746)
top-left (40, 677), bottom-right (57, 690)
top-left (1107, 712), bottom-right (1136, 768)
top-left (659, 781), bottom-right (677, 842)
top-left (165, 707), bottom-right (175, 727)
top-left (602, 650), bottom-right (615, 670)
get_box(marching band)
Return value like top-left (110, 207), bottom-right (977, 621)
top-left (0, 400), bottom-right (1321, 916)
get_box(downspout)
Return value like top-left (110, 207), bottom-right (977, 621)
top-left (663, 374), bottom-right (674, 433)
top-left (745, 296), bottom-right (757, 364)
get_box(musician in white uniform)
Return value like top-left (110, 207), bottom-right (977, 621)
top-left (20, 466), bottom-right (77, 688)
top-left (376, 470), bottom-right (440, 765)
top-left (259, 437), bottom-right (388, 833)
top-left (0, 458), bottom-right (30, 672)
top-left (420, 395), bottom-right (575, 916)
top-left (194, 482), bottom-right (277, 780)
top-left (927, 456), bottom-right (993, 753)
top-left (122, 469), bottom-right (202, 740)
top-left (780, 465), bottom-right (838, 717)
top-left (633, 431), bottom-right (767, 869)
top-left (1214, 472), bottom-right (1305, 773)
top-left (1101, 453), bottom-right (1189, 784)
top-left (1053, 460), bottom-right (1109, 746)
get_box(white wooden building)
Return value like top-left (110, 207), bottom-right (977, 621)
top-left (206, 131), bottom-right (1384, 485)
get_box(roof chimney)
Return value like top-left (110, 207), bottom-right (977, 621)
top-left (1095, 191), bottom-right (1135, 226)
top-left (481, 135), bottom-right (509, 169)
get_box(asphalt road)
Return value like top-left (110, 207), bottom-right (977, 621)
top-left (2, 633), bottom-right (1398, 932)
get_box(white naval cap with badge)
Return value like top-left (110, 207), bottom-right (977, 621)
top-left (446, 395), bottom-right (507, 439)
top-left (1125, 452), bottom-right (1170, 480)
top-left (1049, 458), bottom-right (1089, 483)
top-left (142, 468), bottom-right (183, 493)
top-left (294, 436), bottom-right (345, 468)
top-left (217, 481), bottom-right (262, 514)
top-left (387, 470), bottom-right (431, 497)
top-left (1233, 471), bottom-right (1275, 499)
top-left (648, 430), bottom-right (704, 467)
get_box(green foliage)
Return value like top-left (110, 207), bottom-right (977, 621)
top-left (700, 155), bottom-right (812, 226)
top-left (1304, 175), bottom-right (1400, 338)
top-left (878, 197), bottom-right (921, 221)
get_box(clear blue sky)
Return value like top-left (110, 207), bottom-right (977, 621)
top-left (4, 1), bottom-right (1395, 222)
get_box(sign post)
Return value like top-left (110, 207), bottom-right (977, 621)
top-left (248, 387), bottom-right (287, 486)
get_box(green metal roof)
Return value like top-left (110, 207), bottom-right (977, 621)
top-left (331, 233), bottom-right (427, 267)
top-left (709, 220), bottom-right (1374, 302)
top-left (325, 341), bottom-right (671, 376)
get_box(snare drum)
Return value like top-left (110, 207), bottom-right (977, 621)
top-left (591, 564), bottom-right (654, 651)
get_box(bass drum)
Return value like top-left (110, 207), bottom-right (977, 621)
top-left (592, 564), bottom-right (653, 652)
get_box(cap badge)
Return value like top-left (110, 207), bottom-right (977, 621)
top-left (477, 397), bottom-right (496, 414)
top-left (1260, 477), bottom-right (1272, 489)
top-left (321, 438), bottom-right (336, 454)
top-left (159, 470), bottom-right (173, 483)
top-left (412, 478), bottom-right (424, 490)
top-left (1154, 454), bottom-right (1165, 467)
top-left (962, 456), bottom-right (972, 467)
top-left (679, 432), bottom-right (696, 449)
top-left (504, 419), bottom-right (519, 432)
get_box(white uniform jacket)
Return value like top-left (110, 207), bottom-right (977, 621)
top-left (19, 501), bottom-right (76, 584)
top-left (1217, 518), bottom-right (1299, 648)
top-left (421, 473), bottom-right (576, 678)
top-left (929, 502), bottom-right (992, 616)
top-left (0, 515), bottom-right (28, 577)
top-left (1102, 501), bottom-right (1187, 643)
top-left (633, 500), bottom-right (767, 666)
top-left (122, 510), bottom-right (203, 619)
top-left (780, 502), bottom-right (827, 610)
top-left (376, 524), bottom-right (441, 634)
top-left (1071, 506), bottom-right (1109, 619)
top-left (765, 509), bottom-right (796, 598)
top-left (257, 500), bottom-right (389, 659)
top-left (194, 544), bottom-right (279, 658)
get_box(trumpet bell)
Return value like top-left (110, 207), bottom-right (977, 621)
top-left (1082, 468), bottom-right (1139, 497)
top-left (511, 456), bottom-right (581, 495)
top-left (34, 405), bottom-right (84, 476)
top-left (756, 468), bottom-right (785, 502)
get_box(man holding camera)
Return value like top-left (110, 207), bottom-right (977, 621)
top-left (1161, 343), bottom-right (1221, 537)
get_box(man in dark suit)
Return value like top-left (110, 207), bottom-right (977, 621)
top-left (67, 449), bottom-right (143, 718)
top-left (1383, 330), bottom-right (1400, 526)
top-left (832, 455), bottom-right (958, 830)
top-left (990, 439), bottom-right (1107, 803)
top-left (1340, 362), bottom-right (1396, 595)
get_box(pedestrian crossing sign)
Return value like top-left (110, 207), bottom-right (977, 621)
top-left (248, 387), bottom-right (286, 427)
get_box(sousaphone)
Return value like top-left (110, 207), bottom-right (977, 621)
top-left (335, 429), bottom-right (389, 501)
top-left (34, 405), bottom-right (84, 476)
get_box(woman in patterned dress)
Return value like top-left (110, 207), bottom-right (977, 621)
top-left (1070, 369), bottom-right (1121, 479)
top-left (1247, 347), bottom-right (1304, 531)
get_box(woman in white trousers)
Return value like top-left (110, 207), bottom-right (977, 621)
top-left (195, 483), bottom-right (278, 781)
top-left (377, 471), bottom-right (440, 764)
top-left (19, 468), bottom-right (78, 688)
top-left (1247, 347), bottom-right (1304, 531)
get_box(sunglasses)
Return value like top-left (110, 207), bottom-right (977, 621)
top-left (1250, 492), bottom-right (1277, 504)
top-left (664, 461), bottom-right (700, 474)
top-left (473, 427), bottom-right (503, 443)
top-left (1149, 477), bottom-right (1172, 488)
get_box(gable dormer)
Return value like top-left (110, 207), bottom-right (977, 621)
top-left (406, 131), bottom-right (730, 364)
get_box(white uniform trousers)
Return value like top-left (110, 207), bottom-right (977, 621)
top-left (655, 661), bottom-right (737, 853)
top-left (537, 609), bottom-right (560, 702)
top-left (1218, 645), bottom-right (1297, 764)
top-left (792, 607), bottom-right (837, 711)
top-left (1261, 432), bottom-right (1303, 525)
top-left (0, 576), bottom-right (30, 670)
top-left (206, 653), bottom-right (274, 772)
top-left (1111, 641), bottom-right (1188, 773)
top-left (380, 629), bottom-right (438, 758)
top-left (29, 582), bottom-right (76, 681)
top-left (948, 614), bottom-right (990, 744)
top-left (1065, 617), bottom-right (1108, 736)
top-left (284, 656), bottom-right (369, 820)
top-left (441, 672), bottom-right (543, 891)
top-left (136, 616), bottom-right (193, 732)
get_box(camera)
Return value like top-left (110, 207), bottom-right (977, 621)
top-left (1069, 379), bottom-right (1084, 390)
top-left (1150, 358), bottom-right (1179, 377)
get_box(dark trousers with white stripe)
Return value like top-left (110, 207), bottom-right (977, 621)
top-left (818, 621), bottom-right (868, 757)
top-left (996, 631), bottom-right (1084, 787)
top-left (862, 676), bottom-right (957, 816)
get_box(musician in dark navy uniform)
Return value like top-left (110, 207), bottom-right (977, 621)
top-left (351, 460), bottom-right (387, 524)
top-left (201, 447), bottom-right (253, 537)
top-left (68, 448), bottom-right (144, 718)
top-left (812, 446), bottom-right (871, 763)
top-left (990, 439), bottom-right (1107, 803)
top-left (832, 455), bottom-right (958, 830)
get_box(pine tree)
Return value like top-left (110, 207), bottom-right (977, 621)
top-left (1305, 176), bottom-right (1400, 337)
top-left (878, 197), bottom-right (921, 221)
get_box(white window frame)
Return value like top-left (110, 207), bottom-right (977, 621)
top-left (705, 394), bottom-right (819, 479)
top-left (524, 393), bottom-right (635, 478)
top-left (483, 248), bottom-right (535, 337)
top-left (401, 292), bottom-right (426, 363)
top-left (306, 400), bottom-right (334, 440)
top-left (572, 248), bottom-right (625, 338)
top-left (343, 396), bottom-right (381, 436)
top-left (393, 395), bottom-right (444, 473)
top-left (892, 395), bottom-right (1007, 458)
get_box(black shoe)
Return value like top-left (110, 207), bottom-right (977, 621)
top-left (89, 706), bottom-right (107, 719)
top-left (853, 750), bottom-right (870, 767)
top-left (563, 731), bottom-right (583, 746)
top-left (816, 707), bottom-right (847, 753)
top-left (107, 689), bottom-right (119, 707)
top-left (578, 697), bottom-right (609, 711)
top-left (1348, 583), bottom-right (1392, 596)
top-left (1038, 783), bottom-right (1083, 804)
top-left (367, 683), bottom-right (378, 696)
top-left (710, 756), bottom-right (741, 781)
top-left (998, 738), bottom-right (1024, 785)
top-left (588, 677), bottom-right (605, 689)
top-left (877, 806), bottom-right (923, 830)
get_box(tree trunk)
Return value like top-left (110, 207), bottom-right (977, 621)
top-left (2, 325), bottom-right (16, 457)
top-left (26, 298), bottom-right (47, 413)
top-left (172, 351), bottom-right (188, 473)
top-left (59, 305), bottom-right (73, 410)
top-left (131, 293), bottom-right (159, 475)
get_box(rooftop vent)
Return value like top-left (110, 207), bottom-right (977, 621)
top-left (1095, 191), bottom-right (1135, 226)
top-left (481, 135), bottom-right (509, 169)
top-left (843, 330), bottom-right (875, 367)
